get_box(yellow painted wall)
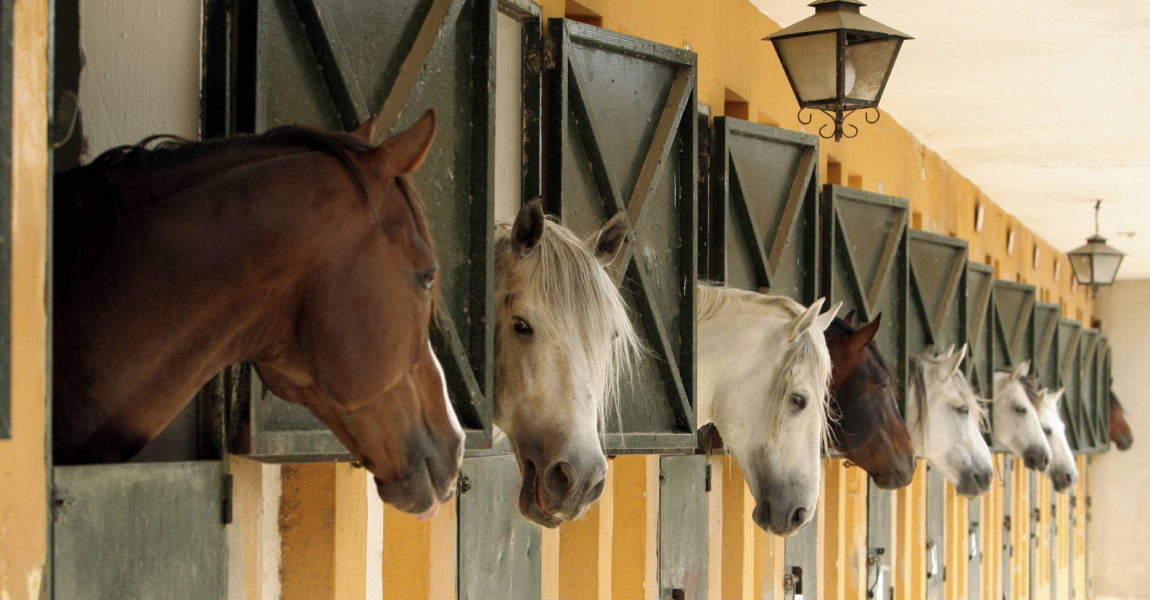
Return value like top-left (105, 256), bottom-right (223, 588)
top-left (0, 1), bottom-right (50, 598)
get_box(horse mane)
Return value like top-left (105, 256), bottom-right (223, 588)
top-left (495, 218), bottom-right (642, 426)
top-left (71, 126), bottom-right (375, 200)
top-left (696, 284), bottom-right (834, 445)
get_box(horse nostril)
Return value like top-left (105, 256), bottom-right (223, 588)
top-left (790, 506), bottom-right (808, 528)
top-left (974, 469), bottom-right (991, 490)
top-left (544, 461), bottom-right (578, 498)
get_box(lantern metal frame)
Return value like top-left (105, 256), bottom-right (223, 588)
top-left (764, 0), bottom-right (911, 141)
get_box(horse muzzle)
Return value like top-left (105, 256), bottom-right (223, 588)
top-left (955, 465), bottom-right (993, 497)
top-left (1049, 468), bottom-right (1077, 492)
top-left (373, 429), bottom-right (463, 515)
top-left (752, 497), bottom-right (813, 537)
top-left (1022, 445), bottom-right (1051, 471)
top-left (517, 454), bottom-right (608, 528)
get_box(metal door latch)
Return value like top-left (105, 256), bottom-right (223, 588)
top-left (926, 540), bottom-right (939, 578)
top-left (783, 566), bottom-right (804, 600)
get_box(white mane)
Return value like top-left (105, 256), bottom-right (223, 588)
top-left (495, 219), bottom-right (641, 424)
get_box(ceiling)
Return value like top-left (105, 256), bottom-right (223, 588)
top-left (753, 0), bottom-right (1150, 279)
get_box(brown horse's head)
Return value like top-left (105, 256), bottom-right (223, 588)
top-left (254, 112), bottom-right (463, 517)
top-left (825, 314), bottom-right (916, 489)
top-left (1110, 391), bottom-right (1134, 451)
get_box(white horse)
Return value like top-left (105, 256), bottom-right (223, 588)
top-left (906, 345), bottom-right (994, 497)
top-left (1034, 387), bottom-right (1079, 492)
top-left (992, 361), bottom-right (1052, 471)
top-left (696, 285), bottom-right (839, 536)
top-left (492, 199), bottom-right (641, 528)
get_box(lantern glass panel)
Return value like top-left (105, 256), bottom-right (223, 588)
top-left (844, 36), bottom-right (899, 103)
top-left (1069, 252), bottom-right (1094, 284)
top-left (774, 32), bottom-right (839, 104)
top-left (1092, 253), bottom-right (1124, 285)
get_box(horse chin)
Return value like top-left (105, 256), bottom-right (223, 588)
top-left (518, 465), bottom-right (564, 528)
top-left (1116, 435), bottom-right (1133, 451)
top-left (372, 454), bottom-right (459, 516)
top-left (871, 467), bottom-right (914, 490)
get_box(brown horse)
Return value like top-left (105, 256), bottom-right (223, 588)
top-left (1110, 391), bottom-right (1134, 451)
top-left (824, 315), bottom-right (916, 489)
top-left (52, 111), bottom-right (463, 516)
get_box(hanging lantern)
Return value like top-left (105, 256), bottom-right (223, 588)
top-left (764, 0), bottom-right (911, 141)
top-left (1067, 200), bottom-right (1125, 295)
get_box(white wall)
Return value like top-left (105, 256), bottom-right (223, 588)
top-left (79, 0), bottom-right (201, 158)
top-left (1093, 279), bottom-right (1150, 600)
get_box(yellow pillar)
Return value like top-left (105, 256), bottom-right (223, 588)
top-left (1011, 461), bottom-right (1031, 600)
top-left (0, 2), bottom-right (50, 597)
top-left (558, 464), bottom-right (615, 600)
top-left (381, 493), bottom-right (458, 600)
top-left (946, 487), bottom-right (969, 600)
top-left (280, 464), bottom-right (336, 600)
top-left (721, 456), bottom-right (755, 599)
top-left (894, 459), bottom-right (926, 600)
top-left (611, 455), bottom-right (659, 600)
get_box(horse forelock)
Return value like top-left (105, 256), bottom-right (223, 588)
top-left (495, 219), bottom-right (641, 424)
top-left (913, 352), bottom-right (988, 432)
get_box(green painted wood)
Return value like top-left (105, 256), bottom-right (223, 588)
top-left (1097, 339), bottom-right (1112, 451)
top-left (1032, 302), bottom-right (1061, 393)
top-left (457, 454), bottom-right (541, 600)
top-left (908, 230), bottom-right (968, 356)
top-left (925, 465), bottom-right (946, 600)
top-left (658, 455), bottom-right (708, 600)
top-left (710, 117), bottom-right (818, 303)
top-left (993, 280), bottom-right (1036, 373)
top-left (821, 185), bottom-right (909, 410)
top-left (1056, 318), bottom-right (1085, 451)
top-left (0, 0), bottom-right (11, 440)
top-left (821, 185), bottom-right (907, 599)
top-left (965, 264), bottom-right (996, 405)
top-left (231, 0), bottom-right (497, 455)
top-left (548, 19), bottom-right (698, 453)
top-left (1077, 329), bottom-right (1102, 453)
top-left (52, 462), bottom-right (228, 599)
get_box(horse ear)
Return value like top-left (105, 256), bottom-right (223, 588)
top-left (1012, 360), bottom-right (1031, 381)
top-left (787, 298), bottom-right (825, 344)
top-left (844, 309), bottom-right (858, 327)
top-left (942, 343), bottom-right (966, 378)
top-left (587, 210), bottom-right (629, 266)
top-left (350, 114), bottom-right (378, 142)
top-left (513, 198), bottom-right (546, 256)
top-left (376, 109), bottom-right (436, 175)
top-left (1050, 388), bottom-right (1065, 406)
top-left (852, 313), bottom-right (882, 349)
top-left (814, 300), bottom-right (842, 333)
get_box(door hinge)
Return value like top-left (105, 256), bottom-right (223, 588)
top-left (222, 473), bottom-right (234, 525)
top-left (705, 464), bottom-right (712, 492)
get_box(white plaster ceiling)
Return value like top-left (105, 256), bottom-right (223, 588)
top-left (753, 0), bottom-right (1150, 279)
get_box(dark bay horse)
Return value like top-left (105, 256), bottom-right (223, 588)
top-left (52, 111), bottom-right (463, 516)
top-left (824, 314), bottom-right (916, 489)
top-left (1110, 390), bottom-right (1133, 450)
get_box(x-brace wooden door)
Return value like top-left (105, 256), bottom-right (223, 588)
top-left (1056, 318), bottom-right (1084, 451)
top-left (820, 184), bottom-right (908, 600)
top-left (908, 229), bottom-right (969, 600)
top-left (227, 0), bottom-right (497, 458)
top-left (1077, 328), bottom-right (1102, 452)
top-left (707, 117), bottom-right (818, 303)
top-left (548, 19), bottom-right (698, 453)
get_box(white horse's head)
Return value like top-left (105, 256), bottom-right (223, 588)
top-left (1034, 387), bottom-right (1079, 492)
top-left (992, 362), bottom-right (1052, 471)
top-left (696, 286), bottom-right (839, 536)
top-left (907, 345), bottom-right (994, 497)
top-left (493, 199), bottom-right (640, 527)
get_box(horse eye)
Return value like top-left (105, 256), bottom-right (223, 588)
top-left (1014, 405), bottom-right (1028, 415)
top-left (790, 393), bottom-right (807, 411)
top-left (512, 317), bottom-right (534, 336)
top-left (416, 269), bottom-right (436, 291)
top-left (1043, 427), bottom-right (1053, 436)
top-left (956, 404), bottom-right (970, 415)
